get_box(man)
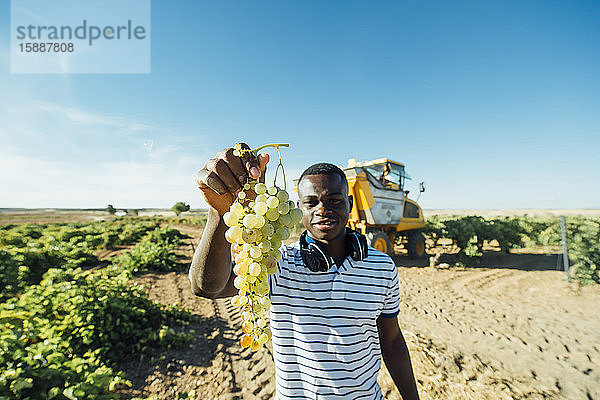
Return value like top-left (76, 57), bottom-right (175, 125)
top-left (190, 143), bottom-right (420, 400)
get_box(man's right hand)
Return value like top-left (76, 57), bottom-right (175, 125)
top-left (195, 143), bottom-right (269, 215)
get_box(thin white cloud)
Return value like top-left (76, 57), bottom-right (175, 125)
top-left (11, 6), bottom-right (47, 24)
top-left (0, 147), bottom-right (208, 208)
top-left (0, 99), bottom-right (212, 208)
top-left (3, 101), bottom-right (154, 134)
top-left (127, 122), bottom-right (153, 132)
top-left (0, 100), bottom-right (166, 159)
top-left (36, 102), bottom-right (127, 127)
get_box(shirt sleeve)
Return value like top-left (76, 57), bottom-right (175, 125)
top-left (379, 260), bottom-right (400, 318)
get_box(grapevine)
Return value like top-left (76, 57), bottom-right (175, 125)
top-left (225, 143), bottom-right (303, 351)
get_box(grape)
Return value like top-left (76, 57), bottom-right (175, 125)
top-left (254, 202), bottom-right (268, 215)
top-left (290, 208), bottom-right (303, 224)
top-left (279, 213), bottom-right (292, 227)
top-left (266, 262), bottom-right (277, 275)
top-left (258, 332), bottom-right (269, 344)
top-left (230, 203), bottom-right (243, 215)
top-left (223, 212), bottom-right (238, 227)
top-left (233, 276), bottom-right (246, 290)
top-left (254, 215), bottom-right (266, 228)
top-left (265, 208), bottom-right (280, 221)
top-left (277, 202), bottom-right (290, 215)
top-left (242, 321), bottom-right (254, 333)
top-left (229, 226), bottom-right (243, 240)
top-left (255, 183), bottom-right (267, 194)
top-left (237, 261), bottom-right (249, 275)
top-left (258, 241), bottom-right (271, 252)
top-left (243, 214), bottom-right (256, 229)
top-left (242, 229), bottom-right (258, 243)
top-left (260, 297), bottom-right (271, 308)
top-left (276, 227), bottom-right (290, 241)
top-left (270, 238), bottom-right (282, 250)
top-left (249, 247), bottom-right (262, 259)
top-left (261, 223), bottom-right (275, 237)
top-left (266, 196), bottom-right (279, 209)
top-left (276, 190), bottom-right (289, 202)
top-left (225, 144), bottom-right (297, 352)
top-left (249, 262), bottom-right (262, 276)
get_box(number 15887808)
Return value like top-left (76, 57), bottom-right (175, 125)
top-left (19, 42), bottom-right (74, 52)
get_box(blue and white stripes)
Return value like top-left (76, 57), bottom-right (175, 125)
top-left (268, 243), bottom-right (400, 399)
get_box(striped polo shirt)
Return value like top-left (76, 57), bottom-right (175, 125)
top-left (268, 241), bottom-right (400, 400)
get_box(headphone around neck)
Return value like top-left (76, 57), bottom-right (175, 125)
top-left (299, 228), bottom-right (368, 272)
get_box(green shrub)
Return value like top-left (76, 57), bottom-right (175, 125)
top-left (113, 241), bottom-right (182, 273)
top-left (143, 226), bottom-right (188, 247)
top-left (423, 215), bottom-right (599, 282)
top-left (0, 267), bottom-right (192, 399)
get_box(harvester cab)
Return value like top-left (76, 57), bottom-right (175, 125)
top-left (343, 158), bottom-right (426, 257)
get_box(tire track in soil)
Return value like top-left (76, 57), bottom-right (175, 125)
top-left (212, 297), bottom-right (275, 400)
top-left (378, 329), bottom-right (560, 400)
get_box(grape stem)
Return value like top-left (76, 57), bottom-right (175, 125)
top-left (250, 143), bottom-right (289, 190)
top-left (252, 143), bottom-right (289, 153)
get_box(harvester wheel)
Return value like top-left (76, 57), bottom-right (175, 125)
top-left (367, 230), bottom-right (392, 255)
top-left (407, 232), bottom-right (426, 259)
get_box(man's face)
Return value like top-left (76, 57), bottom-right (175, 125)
top-left (297, 173), bottom-right (352, 243)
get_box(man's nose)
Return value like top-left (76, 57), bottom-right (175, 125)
top-left (315, 202), bottom-right (331, 215)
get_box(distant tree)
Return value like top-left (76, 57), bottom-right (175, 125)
top-left (128, 209), bottom-right (139, 216)
top-left (106, 204), bottom-right (116, 215)
top-left (172, 202), bottom-right (190, 216)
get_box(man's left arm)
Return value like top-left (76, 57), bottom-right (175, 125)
top-left (377, 316), bottom-right (420, 400)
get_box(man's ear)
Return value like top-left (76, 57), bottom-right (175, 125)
top-left (348, 195), bottom-right (353, 213)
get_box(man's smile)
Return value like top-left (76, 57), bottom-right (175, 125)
top-left (312, 218), bottom-right (338, 231)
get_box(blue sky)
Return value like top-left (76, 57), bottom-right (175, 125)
top-left (1, 0), bottom-right (599, 209)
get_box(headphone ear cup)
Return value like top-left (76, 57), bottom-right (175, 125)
top-left (308, 243), bottom-right (330, 272)
top-left (358, 233), bottom-right (368, 259)
top-left (301, 244), bottom-right (323, 272)
top-left (301, 248), bottom-right (319, 272)
top-left (300, 231), bottom-right (330, 272)
top-left (347, 229), bottom-right (368, 261)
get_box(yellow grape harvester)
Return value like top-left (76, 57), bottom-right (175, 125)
top-left (344, 158), bottom-right (426, 257)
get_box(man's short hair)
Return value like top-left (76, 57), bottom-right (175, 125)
top-left (298, 163), bottom-right (348, 189)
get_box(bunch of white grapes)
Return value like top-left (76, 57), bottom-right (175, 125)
top-left (224, 180), bottom-right (303, 351)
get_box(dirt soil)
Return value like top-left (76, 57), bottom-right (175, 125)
top-left (114, 226), bottom-right (599, 400)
